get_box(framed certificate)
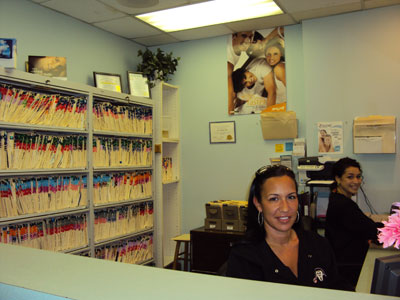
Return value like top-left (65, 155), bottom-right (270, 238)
top-left (209, 121), bottom-right (236, 144)
top-left (127, 71), bottom-right (151, 98)
top-left (93, 72), bottom-right (122, 93)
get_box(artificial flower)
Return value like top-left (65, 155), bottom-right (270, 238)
top-left (378, 203), bottom-right (400, 249)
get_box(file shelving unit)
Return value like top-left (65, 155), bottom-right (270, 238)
top-left (0, 67), bottom-right (154, 265)
top-left (152, 82), bottom-right (181, 267)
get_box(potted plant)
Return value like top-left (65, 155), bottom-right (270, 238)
top-left (136, 48), bottom-right (180, 88)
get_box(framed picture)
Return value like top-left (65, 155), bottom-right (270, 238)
top-left (209, 121), bottom-right (236, 144)
top-left (28, 56), bottom-right (67, 80)
top-left (93, 72), bottom-right (122, 93)
top-left (127, 71), bottom-right (151, 98)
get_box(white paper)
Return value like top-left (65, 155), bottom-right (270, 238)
top-left (354, 136), bottom-right (382, 153)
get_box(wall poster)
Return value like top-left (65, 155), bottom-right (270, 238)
top-left (227, 26), bottom-right (286, 115)
top-left (317, 121), bottom-right (343, 154)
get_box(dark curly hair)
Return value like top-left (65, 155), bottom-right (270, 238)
top-left (330, 157), bottom-right (362, 190)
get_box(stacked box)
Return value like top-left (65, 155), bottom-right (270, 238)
top-left (205, 200), bottom-right (247, 232)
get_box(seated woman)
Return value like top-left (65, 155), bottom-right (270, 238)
top-left (226, 165), bottom-right (351, 291)
top-left (325, 157), bottom-right (383, 288)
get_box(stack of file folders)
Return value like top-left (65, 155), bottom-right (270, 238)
top-left (204, 200), bottom-right (247, 232)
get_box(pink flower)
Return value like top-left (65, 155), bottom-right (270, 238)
top-left (378, 212), bottom-right (400, 249)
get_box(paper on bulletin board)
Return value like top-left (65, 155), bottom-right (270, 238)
top-left (353, 115), bottom-right (396, 153)
top-left (317, 121), bottom-right (343, 154)
top-left (275, 144), bottom-right (284, 152)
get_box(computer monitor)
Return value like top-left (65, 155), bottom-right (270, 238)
top-left (371, 254), bottom-right (400, 296)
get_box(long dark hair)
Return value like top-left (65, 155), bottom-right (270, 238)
top-left (330, 157), bottom-right (362, 191)
top-left (245, 165), bottom-right (298, 242)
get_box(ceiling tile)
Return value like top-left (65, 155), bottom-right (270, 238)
top-left (42, 0), bottom-right (125, 23)
top-left (291, 2), bottom-right (362, 21)
top-left (225, 14), bottom-right (296, 32)
top-left (168, 24), bottom-right (233, 41)
top-left (99, 0), bottom-right (209, 15)
top-left (27, 0), bottom-right (400, 47)
top-left (94, 16), bottom-right (162, 38)
top-left (132, 34), bottom-right (181, 47)
top-left (364, 0), bottom-right (400, 9)
top-left (278, 0), bottom-right (360, 13)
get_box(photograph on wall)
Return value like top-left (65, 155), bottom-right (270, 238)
top-left (28, 56), bottom-right (67, 80)
top-left (317, 121), bottom-right (343, 154)
top-left (227, 26), bottom-right (286, 115)
top-left (0, 38), bottom-right (17, 68)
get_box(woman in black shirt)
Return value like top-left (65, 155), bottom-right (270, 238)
top-left (226, 165), bottom-right (350, 291)
top-left (325, 157), bottom-right (382, 288)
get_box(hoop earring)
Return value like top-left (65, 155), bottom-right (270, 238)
top-left (258, 211), bottom-right (263, 226)
top-left (295, 211), bottom-right (300, 223)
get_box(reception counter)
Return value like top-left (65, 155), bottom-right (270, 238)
top-left (356, 244), bottom-right (399, 294)
top-left (0, 243), bottom-right (398, 300)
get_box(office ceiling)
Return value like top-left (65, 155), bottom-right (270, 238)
top-left (29, 0), bottom-right (400, 47)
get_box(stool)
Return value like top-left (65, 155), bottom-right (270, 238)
top-left (171, 233), bottom-right (191, 271)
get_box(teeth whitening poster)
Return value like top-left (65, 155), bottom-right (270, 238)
top-left (317, 121), bottom-right (343, 154)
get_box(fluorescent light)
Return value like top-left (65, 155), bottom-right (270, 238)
top-left (136, 0), bottom-right (282, 32)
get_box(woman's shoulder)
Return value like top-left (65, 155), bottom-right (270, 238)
top-left (273, 63), bottom-right (285, 80)
top-left (229, 240), bottom-right (265, 261)
top-left (329, 192), bottom-right (356, 206)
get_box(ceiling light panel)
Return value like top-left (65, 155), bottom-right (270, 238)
top-left (136, 0), bottom-right (283, 32)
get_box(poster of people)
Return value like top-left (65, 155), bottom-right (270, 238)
top-left (317, 121), bottom-right (343, 154)
top-left (28, 56), bottom-right (67, 80)
top-left (227, 26), bottom-right (286, 115)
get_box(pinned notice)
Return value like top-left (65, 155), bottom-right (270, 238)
top-left (353, 115), bottom-right (396, 153)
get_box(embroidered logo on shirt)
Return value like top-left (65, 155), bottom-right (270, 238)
top-left (313, 268), bottom-right (327, 283)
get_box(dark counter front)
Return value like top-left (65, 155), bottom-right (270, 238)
top-left (190, 226), bottom-right (245, 275)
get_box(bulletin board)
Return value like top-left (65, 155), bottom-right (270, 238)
top-left (353, 116), bottom-right (396, 154)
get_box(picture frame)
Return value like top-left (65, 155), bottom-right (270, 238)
top-left (93, 72), bottom-right (122, 93)
top-left (127, 71), bottom-right (151, 98)
top-left (209, 121), bottom-right (236, 144)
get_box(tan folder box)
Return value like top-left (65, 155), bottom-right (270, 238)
top-left (205, 218), bottom-right (222, 230)
top-left (260, 111), bottom-right (297, 140)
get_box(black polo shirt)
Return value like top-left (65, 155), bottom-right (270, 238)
top-left (325, 192), bottom-right (381, 265)
top-left (226, 228), bottom-right (352, 291)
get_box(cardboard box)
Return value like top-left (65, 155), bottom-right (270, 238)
top-left (260, 111), bottom-right (297, 140)
top-left (222, 203), bottom-right (239, 220)
top-left (222, 220), bottom-right (240, 231)
top-left (204, 218), bottom-right (222, 230)
top-left (239, 220), bottom-right (247, 232)
top-left (205, 201), bottom-right (223, 219)
top-left (222, 200), bottom-right (247, 220)
top-left (239, 205), bottom-right (248, 220)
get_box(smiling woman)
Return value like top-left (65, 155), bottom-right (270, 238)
top-left (226, 165), bottom-right (352, 291)
top-left (325, 157), bottom-right (383, 289)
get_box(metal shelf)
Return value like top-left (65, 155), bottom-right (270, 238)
top-left (93, 166), bottom-right (152, 172)
top-left (0, 122), bottom-right (87, 134)
top-left (94, 228), bottom-right (154, 247)
top-left (63, 246), bottom-right (91, 255)
top-left (0, 67), bottom-right (155, 262)
top-left (0, 207), bottom-right (89, 226)
top-left (0, 168), bottom-right (88, 177)
top-left (93, 130), bottom-right (151, 138)
top-left (93, 197), bottom-right (153, 210)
